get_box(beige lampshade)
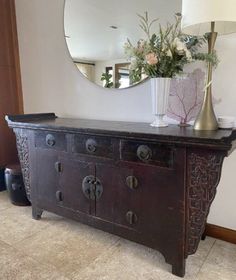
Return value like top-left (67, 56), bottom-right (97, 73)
top-left (182, 0), bottom-right (236, 35)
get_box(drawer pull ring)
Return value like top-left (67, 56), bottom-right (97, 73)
top-left (126, 211), bottom-right (138, 225)
top-left (46, 134), bottom-right (56, 147)
top-left (126, 176), bottom-right (138, 190)
top-left (137, 145), bottom-right (152, 161)
top-left (56, 191), bottom-right (63, 202)
top-left (86, 139), bottom-right (97, 153)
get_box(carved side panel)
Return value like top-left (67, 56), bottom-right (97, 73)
top-left (187, 151), bottom-right (225, 256)
top-left (14, 129), bottom-right (31, 201)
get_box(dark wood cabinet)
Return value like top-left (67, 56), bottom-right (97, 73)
top-left (6, 113), bottom-right (236, 277)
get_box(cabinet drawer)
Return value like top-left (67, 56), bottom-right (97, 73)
top-left (120, 140), bottom-right (174, 168)
top-left (72, 134), bottom-right (114, 159)
top-left (35, 131), bottom-right (67, 151)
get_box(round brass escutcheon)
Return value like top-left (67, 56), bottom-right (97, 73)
top-left (126, 211), bottom-right (138, 225)
top-left (126, 176), bottom-right (138, 190)
top-left (86, 138), bottom-right (97, 153)
top-left (46, 134), bottom-right (56, 147)
top-left (137, 145), bottom-right (152, 161)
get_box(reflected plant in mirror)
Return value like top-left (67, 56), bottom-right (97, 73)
top-left (101, 72), bottom-right (114, 88)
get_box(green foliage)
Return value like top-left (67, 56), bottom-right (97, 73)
top-left (101, 72), bottom-right (114, 88)
top-left (124, 12), bottom-right (219, 83)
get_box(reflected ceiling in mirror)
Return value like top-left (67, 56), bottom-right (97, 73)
top-left (64, 0), bottom-right (181, 89)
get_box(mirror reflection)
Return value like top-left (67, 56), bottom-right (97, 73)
top-left (64, 0), bottom-right (182, 89)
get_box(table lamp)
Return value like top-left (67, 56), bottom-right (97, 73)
top-left (181, 0), bottom-right (236, 130)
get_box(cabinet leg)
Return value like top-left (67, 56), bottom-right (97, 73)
top-left (172, 258), bottom-right (186, 278)
top-left (32, 206), bottom-right (43, 220)
top-left (201, 230), bottom-right (207, 241)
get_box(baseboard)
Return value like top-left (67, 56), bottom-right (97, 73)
top-left (206, 223), bottom-right (236, 244)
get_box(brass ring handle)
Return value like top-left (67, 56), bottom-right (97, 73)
top-left (56, 191), bottom-right (63, 202)
top-left (46, 134), bottom-right (56, 147)
top-left (126, 211), bottom-right (138, 225)
top-left (55, 162), bottom-right (62, 173)
top-left (137, 145), bottom-right (152, 161)
top-left (86, 139), bottom-right (97, 153)
top-left (126, 176), bottom-right (138, 190)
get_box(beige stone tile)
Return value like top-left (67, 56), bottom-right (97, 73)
top-left (185, 237), bottom-right (216, 275)
top-left (0, 239), bottom-right (10, 251)
top-left (198, 239), bottom-right (236, 275)
top-left (75, 237), bottom-right (214, 280)
top-left (0, 191), bottom-right (12, 210)
top-left (215, 239), bottom-right (236, 252)
top-left (72, 239), bottom-right (160, 280)
top-left (14, 220), bottom-right (119, 278)
top-left (197, 263), bottom-right (236, 280)
top-left (0, 239), bottom-right (70, 280)
top-left (0, 205), bottom-right (63, 245)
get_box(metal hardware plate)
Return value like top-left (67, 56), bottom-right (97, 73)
top-left (82, 175), bottom-right (103, 201)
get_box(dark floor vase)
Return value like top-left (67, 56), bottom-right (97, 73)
top-left (5, 113), bottom-right (236, 277)
top-left (5, 165), bottom-right (31, 206)
top-left (0, 168), bottom-right (6, 191)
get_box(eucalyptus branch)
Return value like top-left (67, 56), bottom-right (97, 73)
top-left (138, 12), bottom-right (158, 40)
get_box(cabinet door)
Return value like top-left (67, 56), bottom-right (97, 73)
top-left (34, 150), bottom-right (59, 206)
top-left (95, 163), bottom-right (135, 228)
top-left (59, 157), bottom-right (94, 215)
top-left (95, 159), bottom-right (185, 237)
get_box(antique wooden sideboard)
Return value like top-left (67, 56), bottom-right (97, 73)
top-left (5, 113), bottom-right (236, 277)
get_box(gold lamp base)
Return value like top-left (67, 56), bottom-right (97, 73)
top-left (193, 22), bottom-right (219, 131)
top-left (193, 90), bottom-right (218, 130)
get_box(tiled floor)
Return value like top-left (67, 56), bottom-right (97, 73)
top-left (0, 191), bottom-right (235, 280)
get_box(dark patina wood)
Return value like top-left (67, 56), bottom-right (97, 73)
top-left (5, 113), bottom-right (236, 277)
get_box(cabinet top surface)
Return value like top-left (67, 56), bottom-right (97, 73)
top-left (5, 113), bottom-right (236, 149)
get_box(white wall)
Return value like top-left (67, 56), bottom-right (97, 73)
top-left (15, 0), bottom-right (236, 230)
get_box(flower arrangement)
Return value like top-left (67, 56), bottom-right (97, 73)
top-left (124, 12), bottom-right (218, 84)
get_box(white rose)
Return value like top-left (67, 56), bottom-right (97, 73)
top-left (173, 38), bottom-right (192, 61)
top-left (130, 58), bottom-right (138, 70)
top-left (166, 49), bottom-right (172, 58)
top-left (185, 50), bottom-right (192, 61)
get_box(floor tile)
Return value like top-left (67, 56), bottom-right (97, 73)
top-left (197, 263), bottom-right (236, 280)
top-left (72, 239), bottom-right (160, 280)
top-left (0, 191), bottom-right (12, 210)
top-left (0, 205), bottom-right (61, 245)
top-left (14, 219), bottom-right (119, 278)
top-left (200, 240), bottom-right (236, 274)
top-left (75, 237), bottom-right (215, 280)
top-left (0, 239), bottom-right (11, 251)
top-left (0, 239), bottom-right (70, 280)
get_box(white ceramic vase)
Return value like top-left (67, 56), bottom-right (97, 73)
top-left (150, 77), bottom-right (171, 127)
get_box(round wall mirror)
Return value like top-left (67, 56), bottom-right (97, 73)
top-left (64, 0), bottom-right (181, 89)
